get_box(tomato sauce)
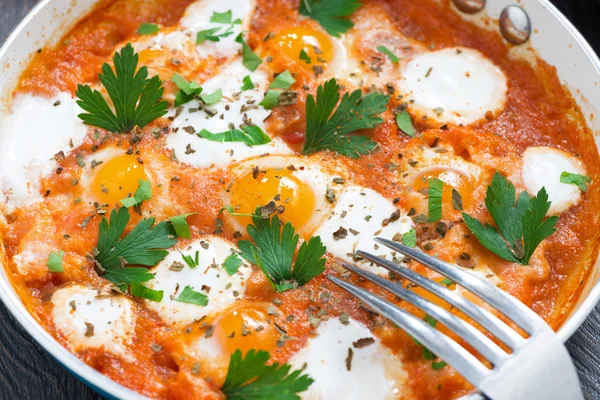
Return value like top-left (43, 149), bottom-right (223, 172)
top-left (3, 0), bottom-right (600, 399)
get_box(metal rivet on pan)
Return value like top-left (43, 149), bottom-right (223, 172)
top-left (452, 0), bottom-right (486, 14)
top-left (499, 5), bottom-right (531, 45)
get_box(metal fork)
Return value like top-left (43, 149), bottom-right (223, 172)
top-left (327, 237), bottom-right (583, 400)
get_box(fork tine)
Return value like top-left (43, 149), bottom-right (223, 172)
top-left (356, 250), bottom-right (525, 349)
top-left (374, 238), bottom-right (542, 334)
top-left (327, 274), bottom-right (491, 386)
top-left (341, 262), bottom-right (508, 366)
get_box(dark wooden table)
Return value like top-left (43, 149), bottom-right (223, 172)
top-left (1, 0), bottom-right (600, 399)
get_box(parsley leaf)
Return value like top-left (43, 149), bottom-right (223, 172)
top-left (201, 89), bottom-right (223, 105)
top-left (130, 281), bottom-right (164, 302)
top-left (432, 360), bottom-right (447, 370)
top-left (396, 111), bottom-right (414, 137)
top-left (302, 78), bottom-right (389, 158)
top-left (260, 90), bottom-right (284, 109)
top-left (260, 71), bottom-right (296, 109)
top-left (462, 213), bottom-right (519, 263)
top-left (198, 125), bottom-right (271, 146)
top-left (172, 74), bottom-right (202, 107)
top-left (47, 250), bottom-right (65, 272)
top-left (440, 278), bottom-right (455, 286)
top-left (238, 211), bottom-right (326, 292)
top-left (235, 34), bottom-right (262, 72)
top-left (402, 228), bottom-right (417, 248)
top-left (196, 27), bottom-right (225, 44)
top-left (76, 43), bottom-right (168, 133)
top-left (181, 250), bottom-right (200, 268)
top-left (169, 213), bottom-right (196, 239)
top-left (95, 207), bottom-right (178, 272)
top-left (299, 0), bottom-right (362, 37)
top-left (210, 10), bottom-right (234, 24)
top-left (241, 75), bottom-right (255, 91)
top-left (224, 254), bottom-right (243, 276)
top-left (270, 70), bottom-right (295, 89)
top-left (376, 45), bottom-right (400, 63)
top-left (428, 178), bottom-right (443, 222)
top-left (120, 179), bottom-right (152, 208)
top-left (521, 187), bottom-right (558, 264)
top-left (137, 23), bottom-right (160, 35)
top-left (299, 49), bottom-right (311, 64)
top-left (175, 285), bottom-right (209, 306)
top-left (222, 349), bottom-right (314, 400)
top-left (463, 173), bottom-right (558, 265)
top-left (560, 171), bottom-right (590, 192)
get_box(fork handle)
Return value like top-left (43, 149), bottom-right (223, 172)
top-left (479, 330), bottom-right (583, 400)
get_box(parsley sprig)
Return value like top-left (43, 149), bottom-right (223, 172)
top-left (462, 173), bottom-right (558, 265)
top-left (222, 350), bottom-right (313, 400)
top-left (76, 43), bottom-right (168, 133)
top-left (94, 207), bottom-right (177, 286)
top-left (238, 211), bottom-right (326, 292)
top-left (299, 0), bottom-right (362, 37)
top-left (303, 79), bottom-right (389, 158)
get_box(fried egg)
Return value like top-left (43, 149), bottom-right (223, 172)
top-left (397, 47), bottom-right (508, 126)
top-left (315, 186), bottom-right (413, 275)
top-left (0, 93), bottom-right (87, 211)
top-left (130, 27), bottom-right (200, 82)
top-left (266, 24), bottom-right (349, 78)
top-left (521, 146), bottom-right (587, 215)
top-left (51, 285), bottom-right (136, 358)
top-left (224, 155), bottom-right (348, 238)
top-left (166, 59), bottom-right (293, 168)
top-left (79, 146), bottom-right (149, 206)
top-left (180, 0), bottom-right (255, 59)
top-left (184, 300), bottom-right (282, 378)
top-left (144, 236), bottom-right (252, 329)
top-left (289, 318), bottom-right (409, 400)
top-left (396, 142), bottom-right (482, 219)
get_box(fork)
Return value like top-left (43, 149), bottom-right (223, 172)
top-left (327, 237), bottom-right (584, 400)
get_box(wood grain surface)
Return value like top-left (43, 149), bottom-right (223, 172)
top-left (0, 0), bottom-right (599, 399)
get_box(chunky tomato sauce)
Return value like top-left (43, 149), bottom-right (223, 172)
top-left (2, 0), bottom-right (599, 399)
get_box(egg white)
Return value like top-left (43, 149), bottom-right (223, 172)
top-left (521, 146), bottom-right (587, 215)
top-left (397, 145), bottom-right (482, 187)
top-left (397, 47), bottom-right (508, 126)
top-left (166, 59), bottom-right (293, 168)
top-left (0, 93), bottom-right (87, 211)
top-left (314, 185), bottom-right (413, 276)
top-left (289, 318), bottom-right (409, 400)
top-left (51, 284), bottom-right (136, 359)
top-left (144, 236), bottom-right (252, 329)
top-left (180, 0), bottom-right (255, 59)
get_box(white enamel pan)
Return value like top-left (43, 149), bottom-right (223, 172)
top-left (0, 0), bottom-right (599, 398)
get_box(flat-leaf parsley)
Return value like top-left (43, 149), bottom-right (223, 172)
top-left (221, 349), bottom-right (313, 400)
top-left (76, 43), bottom-right (168, 133)
top-left (299, 0), bottom-right (362, 37)
top-left (94, 207), bottom-right (177, 287)
top-left (238, 211), bottom-right (326, 292)
top-left (302, 78), bottom-right (389, 158)
top-left (462, 172), bottom-right (558, 265)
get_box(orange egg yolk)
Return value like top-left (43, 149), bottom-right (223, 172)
top-left (272, 27), bottom-right (335, 68)
top-left (413, 168), bottom-right (474, 211)
top-left (91, 154), bottom-right (147, 205)
top-left (228, 167), bottom-right (315, 231)
top-left (212, 303), bottom-right (280, 356)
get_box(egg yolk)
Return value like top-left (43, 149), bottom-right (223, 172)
top-left (272, 27), bottom-right (335, 68)
top-left (91, 154), bottom-right (147, 205)
top-left (212, 303), bottom-right (280, 356)
top-left (413, 168), bottom-right (474, 211)
top-left (228, 168), bottom-right (315, 232)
